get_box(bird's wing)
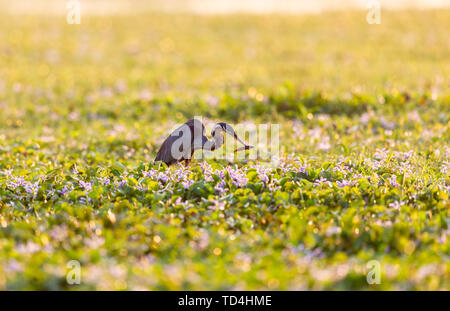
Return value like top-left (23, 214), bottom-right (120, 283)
top-left (186, 119), bottom-right (205, 138)
top-left (155, 119), bottom-right (205, 165)
top-left (155, 133), bottom-right (181, 165)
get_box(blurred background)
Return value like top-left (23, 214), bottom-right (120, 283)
top-left (2, 0), bottom-right (450, 14)
top-left (1, 0), bottom-right (448, 97)
top-left (1, 0), bottom-right (448, 147)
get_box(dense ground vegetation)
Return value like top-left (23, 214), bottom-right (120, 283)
top-left (0, 10), bottom-right (448, 290)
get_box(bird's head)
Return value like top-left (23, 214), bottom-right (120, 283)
top-left (212, 122), bottom-right (253, 152)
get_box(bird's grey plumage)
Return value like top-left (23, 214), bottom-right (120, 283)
top-left (155, 119), bottom-right (252, 166)
top-left (155, 119), bottom-right (204, 166)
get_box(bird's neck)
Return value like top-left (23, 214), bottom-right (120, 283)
top-left (200, 132), bottom-right (224, 151)
top-left (213, 132), bottom-right (224, 149)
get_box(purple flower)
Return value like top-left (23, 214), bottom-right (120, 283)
top-left (353, 173), bottom-right (363, 179)
top-left (314, 177), bottom-right (332, 187)
top-left (395, 151), bottom-right (413, 161)
top-left (57, 186), bottom-right (71, 196)
top-left (182, 179), bottom-right (194, 189)
top-left (116, 179), bottom-right (128, 188)
top-left (2, 169), bottom-right (13, 177)
top-left (79, 180), bottom-right (92, 192)
top-left (5, 260), bottom-right (24, 273)
top-left (16, 241), bottom-right (40, 254)
top-left (280, 163), bottom-right (294, 174)
top-left (49, 224), bottom-right (69, 241)
top-left (226, 167), bottom-right (248, 187)
top-left (173, 165), bottom-right (191, 182)
top-left (398, 162), bottom-right (413, 177)
top-left (208, 199), bottom-right (225, 211)
top-left (258, 173), bottom-right (269, 183)
top-left (251, 164), bottom-right (272, 183)
top-left (441, 161), bottom-right (449, 175)
top-left (365, 159), bottom-right (382, 170)
top-left (388, 201), bottom-right (404, 210)
top-left (332, 161), bottom-right (353, 176)
top-left (387, 175), bottom-right (400, 187)
top-left (214, 180), bottom-right (227, 194)
top-left (25, 182), bottom-right (40, 196)
top-left (336, 180), bottom-right (353, 188)
top-left (80, 196), bottom-right (91, 204)
top-left (199, 162), bottom-right (212, 172)
top-left (143, 169), bottom-right (158, 178)
top-left (200, 162), bottom-right (213, 182)
top-left (7, 176), bottom-right (27, 189)
top-left (268, 183), bottom-right (281, 191)
top-left (157, 172), bottom-right (169, 183)
top-left (98, 176), bottom-right (110, 186)
top-left (375, 148), bottom-right (388, 160)
top-left (135, 182), bottom-right (147, 191)
top-left (293, 161), bottom-right (310, 174)
top-left (175, 197), bottom-right (193, 209)
top-left (214, 169), bottom-right (226, 180)
top-left (317, 136), bottom-right (331, 151)
top-left (367, 174), bottom-right (380, 186)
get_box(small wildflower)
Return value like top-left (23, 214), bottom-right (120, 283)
top-left (79, 180), bottom-right (92, 192)
top-left (387, 175), bottom-right (400, 187)
top-left (314, 177), bottom-right (332, 187)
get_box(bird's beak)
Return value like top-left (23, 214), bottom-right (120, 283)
top-left (222, 124), bottom-right (254, 152)
top-left (234, 145), bottom-right (254, 153)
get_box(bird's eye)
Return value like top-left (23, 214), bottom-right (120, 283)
top-left (212, 130), bottom-right (216, 136)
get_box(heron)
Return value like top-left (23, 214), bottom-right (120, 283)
top-left (155, 119), bottom-right (253, 166)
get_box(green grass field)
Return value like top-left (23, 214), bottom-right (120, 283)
top-left (0, 10), bottom-right (449, 290)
